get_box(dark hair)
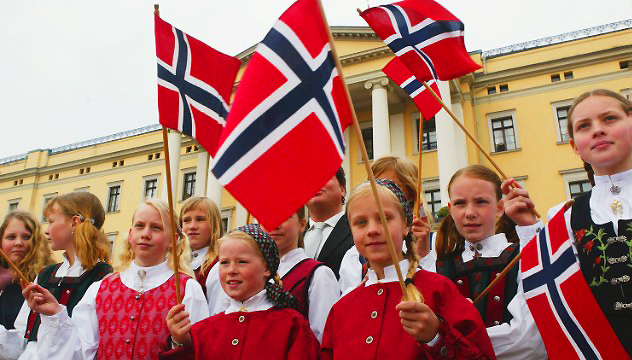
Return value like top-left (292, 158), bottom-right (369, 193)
top-left (435, 165), bottom-right (518, 260)
top-left (335, 167), bottom-right (346, 205)
top-left (566, 89), bottom-right (631, 139)
top-left (296, 206), bottom-right (306, 248)
top-left (584, 161), bottom-right (595, 186)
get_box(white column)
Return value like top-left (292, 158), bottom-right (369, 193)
top-left (206, 156), bottom-right (223, 207)
top-left (235, 202), bottom-right (248, 227)
top-left (161, 131), bottom-right (182, 204)
top-left (389, 113), bottom-right (406, 158)
top-left (195, 151), bottom-right (209, 196)
top-left (365, 78), bottom-right (391, 159)
top-left (435, 80), bottom-right (468, 206)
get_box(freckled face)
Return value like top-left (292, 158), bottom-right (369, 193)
top-left (219, 238), bottom-right (270, 302)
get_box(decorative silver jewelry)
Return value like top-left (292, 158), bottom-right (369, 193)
top-left (610, 184), bottom-right (622, 195)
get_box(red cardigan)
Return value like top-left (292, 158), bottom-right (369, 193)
top-left (321, 269), bottom-right (496, 360)
top-left (159, 307), bottom-right (319, 360)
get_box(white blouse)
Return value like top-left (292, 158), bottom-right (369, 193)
top-left (0, 254), bottom-right (84, 360)
top-left (191, 246), bottom-right (209, 271)
top-left (277, 248), bottom-right (339, 342)
top-left (35, 260), bottom-right (208, 360)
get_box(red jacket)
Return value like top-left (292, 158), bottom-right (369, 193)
top-left (160, 307), bottom-right (319, 360)
top-left (321, 269), bottom-right (495, 360)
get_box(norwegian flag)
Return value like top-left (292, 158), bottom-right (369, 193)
top-left (360, 0), bottom-right (480, 82)
top-left (155, 14), bottom-right (241, 154)
top-left (210, 0), bottom-right (353, 230)
top-left (521, 203), bottom-right (628, 359)
top-left (382, 57), bottom-right (441, 121)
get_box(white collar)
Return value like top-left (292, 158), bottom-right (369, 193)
top-left (120, 260), bottom-right (173, 293)
top-left (191, 246), bottom-right (209, 270)
top-left (56, 253), bottom-right (85, 277)
top-left (278, 248), bottom-right (308, 277)
top-left (594, 168), bottom-right (632, 189)
top-left (462, 233), bottom-right (510, 262)
top-left (225, 289), bottom-right (274, 314)
top-left (366, 259), bottom-right (411, 286)
top-left (309, 209), bottom-right (345, 230)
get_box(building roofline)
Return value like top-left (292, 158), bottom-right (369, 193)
top-left (482, 19), bottom-right (632, 59)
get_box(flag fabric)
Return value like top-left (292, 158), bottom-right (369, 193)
top-left (210, 0), bottom-right (353, 230)
top-left (155, 14), bottom-right (241, 154)
top-left (521, 203), bottom-right (628, 359)
top-left (360, 0), bottom-right (480, 82)
top-left (382, 57), bottom-right (441, 121)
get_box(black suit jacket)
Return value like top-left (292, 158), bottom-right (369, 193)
top-left (313, 214), bottom-right (354, 280)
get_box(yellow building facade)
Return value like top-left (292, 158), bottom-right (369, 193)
top-left (0, 20), bottom-right (630, 265)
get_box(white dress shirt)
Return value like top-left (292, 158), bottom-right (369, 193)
top-left (0, 254), bottom-right (84, 360)
top-left (277, 248), bottom-right (339, 342)
top-left (206, 262), bottom-right (228, 316)
top-left (462, 233), bottom-right (512, 263)
top-left (191, 246), bottom-right (209, 271)
top-left (35, 260), bottom-right (208, 360)
top-left (224, 289), bottom-right (273, 314)
top-left (304, 210), bottom-right (345, 259)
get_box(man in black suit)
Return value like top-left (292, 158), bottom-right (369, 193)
top-left (304, 167), bottom-right (353, 279)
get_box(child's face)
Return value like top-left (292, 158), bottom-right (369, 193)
top-left (448, 176), bottom-right (503, 243)
top-left (266, 214), bottom-right (306, 256)
top-left (128, 204), bottom-right (170, 267)
top-left (1, 219), bottom-right (31, 264)
top-left (219, 238), bottom-right (270, 302)
top-left (45, 204), bottom-right (75, 252)
top-left (181, 208), bottom-right (211, 251)
top-left (570, 95), bottom-right (632, 175)
top-left (348, 193), bottom-right (407, 269)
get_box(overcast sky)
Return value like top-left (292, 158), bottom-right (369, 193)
top-left (1, 0), bottom-right (630, 159)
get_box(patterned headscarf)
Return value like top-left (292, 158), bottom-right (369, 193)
top-left (233, 224), bottom-right (298, 310)
top-left (374, 179), bottom-right (413, 226)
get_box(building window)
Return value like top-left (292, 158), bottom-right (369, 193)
top-left (148, 154), bottom-right (153, 161)
top-left (8, 201), bottom-right (19, 212)
top-left (358, 123), bottom-right (373, 162)
top-left (564, 71), bottom-right (574, 80)
top-left (74, 187), bottom-right (90, 193)
top-left (620, 60), bottom-right (629, 70)
top-left (489, 112), bottom-right (518, 152)
top-left (41, 194), bottom-right (57, 222)
top-left (155, 152), bottom-right (161, 159)
top-left (106, 232), bottom-right (118, 257)
top-left (107, 184), bottom-right (121, 212)
top-left (555, 104), bottom-right (571, 142)
top-left (186, 146), bottom-right (193, 153)
top-left (79, 168), bottom-right (84, 174)
top-left (182, 172), bottom-right (196, 201)
top-left (622, 89), bottom-right (631, 101)
top-left (424, 189), bottom-right (442, 220)
top-left (499, 84), bottom-right (509, 92)
top-left (551, 74), bottom-right (561, 82)
top-left (144, 178), bottom-right (158, 199)
top-left (487, 86), bottom-right (497, 95)
top-left (569, 180), bottom-right (592, 198)
top-left (221, 208), bottom-right (233, 235)
top-left (413, 114), bottom-right (437, 152)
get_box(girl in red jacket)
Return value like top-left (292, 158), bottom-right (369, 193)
top-left (321, 179), bottom-right (495, 360)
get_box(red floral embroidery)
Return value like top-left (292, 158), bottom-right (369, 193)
top-left (595, 256), bottom-right (602, 265)
top-left (575, 229), bottom-right (586, 242)
top-left (584, 240), bottom-right (594, 253)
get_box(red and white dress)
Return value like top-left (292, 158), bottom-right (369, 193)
top-left (159, 289), bottom-right (319, 360)
top-left (36, 260), bottom-right (208, 360)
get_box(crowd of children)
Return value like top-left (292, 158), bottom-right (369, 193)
top-left (0, 88), bottom-right (630, 359)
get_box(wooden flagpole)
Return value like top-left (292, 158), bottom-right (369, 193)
top-left (320, 0), bottom-right (414, 301)
top-left (246, 213), bottom-right (252, 225)
top-left (156, 4), bottom-right (182, 305)
top-left (0, 249), bottom-right (29, 286)
top-left (414, 115), bottom-right (425, 219)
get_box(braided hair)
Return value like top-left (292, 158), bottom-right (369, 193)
top-left (232, 224), bottom-right (298, 310)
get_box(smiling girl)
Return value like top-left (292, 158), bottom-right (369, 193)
top-left (321, 179), bottom-right (493, 359)
top-left (0, 212), bottom-right (54, 359)
top-left (162, 224), bottom-right (319, 360)
top-left (504, 89), bottom-right (632, 355)
top-left (24, 199), bottom-right (208, 360)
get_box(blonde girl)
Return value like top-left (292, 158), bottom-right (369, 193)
top-left (321, 179), bottom-right (494, 359)
top-left (3, 192), bottom-right (112, 360)
top-left (179, 196), bottom-right (223, 298)
top-left (25, 199), bottom-right (208, 360)
top-left (163, 224), bottom-right (319, 359)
